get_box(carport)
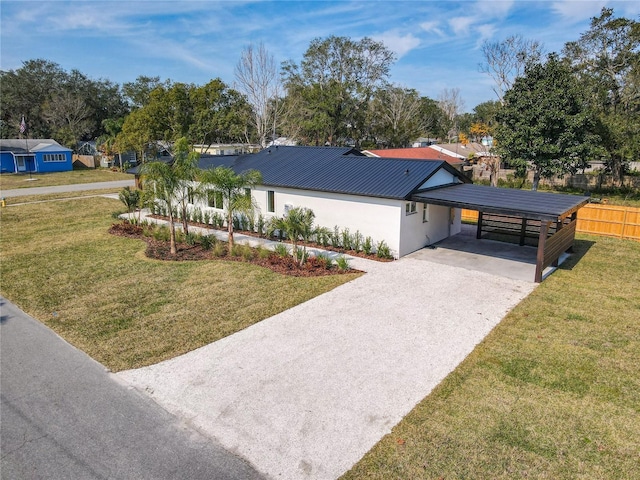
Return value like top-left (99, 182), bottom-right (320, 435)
top-left (413, 184), bottom-right (589, 282)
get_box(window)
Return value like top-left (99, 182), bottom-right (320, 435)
top-left (43, 153), bottom-right (66, 162)
top-left (208, 191), bottom-right (224, 209)
top-left (423, 204), bottom-right (429, 223)
top-left (405, 201), bottom-right (417, 215)
top-left (187, 187), bottom-right (195, 204)
top-left (267, 190), bottom-right (275, 213)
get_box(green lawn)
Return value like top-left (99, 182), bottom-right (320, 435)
top-left (0, 197), bottom-right (359, 371)
top-left (343, 234), bottom-right (640, 479)
top-left (0, 169), bottom-right (131, 190)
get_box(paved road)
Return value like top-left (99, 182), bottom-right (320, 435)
top-left (0, 179), bottom-right (134, 198)
top-left (0, 297), bottom-right (263, 480)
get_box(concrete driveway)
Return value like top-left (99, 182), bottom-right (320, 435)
top-left (118, 254), bottom-right (536, 479)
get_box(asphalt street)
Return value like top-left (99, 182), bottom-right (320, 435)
top-left (0, 297), bottom-right (263, 480)
top-left (0, 179), bottom-right (134, 198)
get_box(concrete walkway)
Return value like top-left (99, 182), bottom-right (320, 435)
top-left (0, 179), bottom-right (134, 198)
top-left (118, 216), bottom-right (537, 479)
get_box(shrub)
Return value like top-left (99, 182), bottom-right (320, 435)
top-left (376, 240), bottom-right (392, 259)
top-left (203, 211), bottom-right (211, 226)
top-left (213, 242), bottom-right (226, 257)
top-left (336, 255), bottom-right (350, 271)
top-left (342, 228), bottom-right (353, 250)
top-left (363, 236), bottom-right (373, 255)
top-left (315, 226), bottom-right (331, 247)
top-left (185, 232), bottom-right (198, 246)
top-left (315, 252), bottom-right (333, 269)
top-left (273, 243), bottom-right (289, 257)
top-left (255, 244), bottom-right (271, 259)
top-left (200, 234), bottom-right (215, 250)
top-left (353, 230), bottom-right (363, 252)
top-left (153, 225), bottom-right (170, 242)
top-left (241, 242), bottom-right (254, 261)
top-left (257, 214), bottom-right (266, 237)
top-left (331, 225), bottom-right (341, 248)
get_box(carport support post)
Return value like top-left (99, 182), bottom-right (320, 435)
top-left (535, 221), bottom-right (550, 283)
top-left (476, 211), bottom-right (484, 239)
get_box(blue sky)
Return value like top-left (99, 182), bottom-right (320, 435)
top-left (2, 0), bottom-right (639, 112)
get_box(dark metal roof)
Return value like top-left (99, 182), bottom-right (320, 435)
top-left (413, 183), bottom-right (589, 221)
top-left (199, 146), bottom-right (469, 200)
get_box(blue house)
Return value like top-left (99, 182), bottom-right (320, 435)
top-left (0, 139), bottom-right (73, 174)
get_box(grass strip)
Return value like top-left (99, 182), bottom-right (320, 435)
top-left (342, 234), bottom-right (640, 479)
top-left (0, 197), bottom-right (360, 371)
top-left (0, 169), bottom-right (131, 189)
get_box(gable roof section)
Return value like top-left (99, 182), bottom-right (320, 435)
top-left (413, 183), bottom-right (589, 222)
top-left (0, 139), bottom-right (71, 153)
top-left (365, 147), bottom-right (464, 165)
top-left (201, 146), bottom-right (469, 200)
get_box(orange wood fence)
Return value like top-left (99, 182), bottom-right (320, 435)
top-left (462, 204), bottom-right (640, 242)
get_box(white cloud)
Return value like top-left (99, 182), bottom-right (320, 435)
top-left (419, 20), bottom-right (445, 37)
top-left (374, 31), bottom-right (421, 59)
top-left (550, 0), bottom-right (608, 23)
top-left (475, 24), bottom-right (497, 44)
top-left (449, 16), bottom-right (475, 35)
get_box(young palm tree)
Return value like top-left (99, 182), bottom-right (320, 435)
top-left (118, 186), bottom-right (140, 216)
top-left (199, 166), bottom-right (262, 251)
top-left (141, 161), bottom-right (181, 254)
top-left (271, 206), bottom-right (315, 266)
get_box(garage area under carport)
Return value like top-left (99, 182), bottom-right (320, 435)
top-left (412, 183), bottom-right (590, 282)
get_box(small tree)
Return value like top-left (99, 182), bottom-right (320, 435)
top-left (118, 186), bottom-right (140, 216)
top-left (199, 166), bottom-right (262, 251)
top-left (171, 138), bottom-right (200, 234)
top-left (270, 207), bottom-right (316, 266)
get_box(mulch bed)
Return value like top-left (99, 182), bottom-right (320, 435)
top-left (109, 222), bottom-right (362, 277)
top-left (145, 214), bottom-right (393, 263)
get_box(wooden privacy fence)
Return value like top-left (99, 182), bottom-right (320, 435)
top-left (462, 204), bottom-right (640, 242)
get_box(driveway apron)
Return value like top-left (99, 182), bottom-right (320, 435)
top-left (118, 256), bottom-right (536, 479)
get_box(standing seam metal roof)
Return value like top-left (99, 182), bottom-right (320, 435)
top-left (200, 146), bottom-right (468, 200)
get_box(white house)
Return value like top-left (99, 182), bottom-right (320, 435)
top-left (195, 146), bottom-right (470, 258)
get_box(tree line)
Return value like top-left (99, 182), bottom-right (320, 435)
top-left (1, 7), bottom-right (637, 186)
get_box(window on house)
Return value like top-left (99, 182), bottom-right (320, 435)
top-left (405, 201), bottom-right (417, 215)
top-left (423, 204), bottom-right (429, 223)
top-left (267, 190), bottom-right (275, 213)
top-left (208, 191), bottom-right (224, 209)
top-left (187, 187), bottom-right (195, 204)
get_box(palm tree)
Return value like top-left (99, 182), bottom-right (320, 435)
top-left (118, 186), bottom-right (140, 217)
top-left (141, 139), bottom-right (199, 255)
top-left (199, 166), bottom-right (262, 251)
top-left (271, 206), bottom-right (315, 266)
top-left (171, 138), bottom-right (200, 235)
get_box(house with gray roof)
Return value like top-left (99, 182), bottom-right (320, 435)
top-left (191, 145), bottom-right (471, 258)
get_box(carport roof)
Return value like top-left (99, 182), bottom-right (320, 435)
top-left (413, 183), bottom-right (589, 222)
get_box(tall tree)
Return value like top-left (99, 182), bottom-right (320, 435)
top-left (563, 7), bottom-right (640, 182)
top-left (369, 86), bottom-right (424, 147)
top-left (479, 35), bottom-right (544, 104)
top-left (122, 75), bottom-right (171, 110)
top-left (282, 36), bottom-right (395, 146)
top-left (437, 88), bottom-right (465, 142)
top-left (199, 166), bottom-right (262, 251)
top-left (495, 53), bottom-right (602, 190)
top-left (235, 42), bottom-right (283, 148)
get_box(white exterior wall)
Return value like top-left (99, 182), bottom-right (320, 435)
top-left (398, 203), bottom-right (462, 257)
top-left (252, 186), bottom-right (404, 257)
top-left (191, 182), bottom-right (462, 259)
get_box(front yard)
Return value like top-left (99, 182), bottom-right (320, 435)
top-left (0, 197), bottom-right (359, 371)
top-left (343, 234), bottom-right (640, 479)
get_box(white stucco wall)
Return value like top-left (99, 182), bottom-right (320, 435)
top-left (253, 186), bottom-right (404, 257)
top-left (191, 183), bottom-right (462, 259)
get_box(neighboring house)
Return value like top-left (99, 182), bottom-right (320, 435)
top-left (412, 137), bottom-right (436, 147)
top-left (428, 142), bottom-right (490, 162)
top-left (193, 143), bottom-right (260, 156)
top-left (0, 139), bottom-right (73, 173)
top-left (191, 146), bottom-right (471, 258)
top-left (363, 147), bottom-right (465, 171)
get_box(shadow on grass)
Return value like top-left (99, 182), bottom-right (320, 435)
top-left (557, 238), bottom-right (596, 272)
